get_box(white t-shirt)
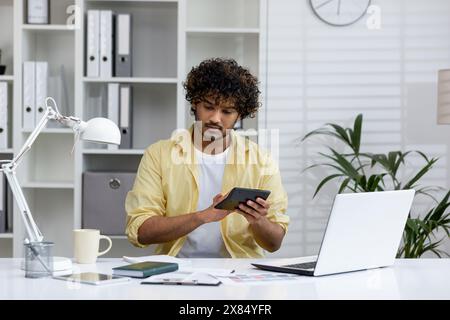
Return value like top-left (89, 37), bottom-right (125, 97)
top-left (177, 146), bottom-right (231, 258)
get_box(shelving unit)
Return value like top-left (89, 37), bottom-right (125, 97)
top-left (21, 24), bottom-right (75, 31)
top-left (1, 0), bottom-right (267, 258)
top-left (21, 128), bottom-right (73, 133)
top-left (22, 182), bottom-right (75, 189)
top-left (82, 77), bottom-right (178, 84)
top-left (186, 28), bottom-right (260, 35)
top-left (0, 0), bottom-right (15, 256)
top-left (0, 233), bottom-right (13, 239)
top-left (0, 76), bottom-right (14, 82)
top-left (82, 149), bottom-right (145, 155)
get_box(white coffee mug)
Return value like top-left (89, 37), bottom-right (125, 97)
top-left (73, 229), bottom-right (112, 264)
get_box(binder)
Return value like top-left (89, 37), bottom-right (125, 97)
top-left (100, 10), bottom-right (114, 79)
top-left (0, 82), bottom-right (7, 149)
top-left (35, 61), bottom-right (48, 124)
top-left (115, 14), bottom-right (132, 77)
top-left (0, 171), bottom-right (6, 213)
top-left (107, 83), bottom-right (119, 150)
top-left (86, 10), bottom-right (100, 78)
top-left (6, 184), bottom-right (12, 232)
top-left (0, 172), bottom-right (5, 233)
top-left (119, 84), bottom-right (132, 149)
top-left (23, 61), bottom-right (36, 130)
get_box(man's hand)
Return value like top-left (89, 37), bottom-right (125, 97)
top-left (236, 197), bottom-right (270, 225)
top-left (197, 193), bottom-right (232, 224)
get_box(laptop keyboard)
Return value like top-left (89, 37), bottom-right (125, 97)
top-left (283, 261), bottom-right (317, 270)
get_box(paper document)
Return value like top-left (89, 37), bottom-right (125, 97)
top-left (218, 272), bottom-right (300, 285)
top-left (180, 267), bottom-right (234, 277)
top-left (142, 271), bottom-right (221, 286)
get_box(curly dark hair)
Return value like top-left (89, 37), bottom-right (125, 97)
top-left (183, 58), bottom-right (261, 119)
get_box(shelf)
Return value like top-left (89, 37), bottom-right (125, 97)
top-left (22, 181), bottom-right (75, 189)
top-left (0, 233), bottom-right (13, 239)
top-left (108, 235), bottom-right (127, 239)
top-left (0, 75), bottom-right (14, 82)
top-left (87, 0), bottom-right (178, 3)
top-left (22, 128), bottom-right (73, 134)
top-left (235, 129), bottom-right (258, 137)
top-left (83, 77), bottom-right (178, 84)
top-left (21, 24), bottom-right (75, 31)
top-left (83, 149), bottom-right (145, 155)
top-left (187, 28), bottom-right (260, 35)
top-left (0, 149), bottom-right (14, 153)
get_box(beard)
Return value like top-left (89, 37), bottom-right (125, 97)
top-left (203, 126), bottom-right (224, 142)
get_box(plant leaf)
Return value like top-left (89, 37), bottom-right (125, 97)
top-left (312, 174), bottom-right (343, 198)
top-left (402, 158), bottom-right (438, 189)
top-left (351, 114), bottom-right (363, 154)
top-left (325, 123), bottom-right (353, 149)
top-left (338, 178), bottom-right (351, 193)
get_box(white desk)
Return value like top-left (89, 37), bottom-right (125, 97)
top-left (0, 258), bottom-right (449, 299)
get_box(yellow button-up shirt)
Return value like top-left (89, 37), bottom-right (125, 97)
top-left (125, 126), bottom-right (289, 258)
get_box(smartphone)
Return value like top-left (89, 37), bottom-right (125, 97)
top-left (214, 187), bottom-right (271, 210)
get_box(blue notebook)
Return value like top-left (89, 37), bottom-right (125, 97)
top-left (112, 261), bottom-right (179, 278)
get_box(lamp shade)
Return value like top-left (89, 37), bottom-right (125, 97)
top-left (437, 69), bottom-right (450, 124)
top-left (80, 117), bottom-right (121, 145)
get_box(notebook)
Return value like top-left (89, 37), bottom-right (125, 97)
top-left (112, 261), bottom-right (179, 278)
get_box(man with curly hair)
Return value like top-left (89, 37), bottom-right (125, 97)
top-left (125, 58), bottom-right (289, 258)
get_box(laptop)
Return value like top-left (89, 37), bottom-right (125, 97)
top-left (252, 190), bottom-right (415, 276)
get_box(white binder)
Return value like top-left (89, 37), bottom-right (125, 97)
top-left (86, 10), bottom-right (100, 78)
top-left (23, 61), bottom-right (36, 130)
top-left (107, 83), bottom-right (119, 150)
top-left (0, 171), bottom-right (4, 233)
top-left (119, 84), bottom-right (132, 149)
top-left (0, 82), bottom-right (8, 149)
top-left (115, 14), bottom-right (132, 77)
top-left (0, 171), bottom-right (3, 212)
top-left (100, 10), bottom-right (113, 79)
top-left (35, 61), bottom-right (48, 124)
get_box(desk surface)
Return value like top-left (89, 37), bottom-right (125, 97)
top-left (1, 258), bottom-right (449, 300)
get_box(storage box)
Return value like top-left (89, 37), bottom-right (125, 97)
top-left (82, 171), bottom-right (136, 235)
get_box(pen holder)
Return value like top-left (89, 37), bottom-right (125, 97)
top-left (24, 242), bottom-right (54, 278)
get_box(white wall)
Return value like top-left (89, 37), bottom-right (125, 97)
top-left (266, 0), bottom-right (450, 258)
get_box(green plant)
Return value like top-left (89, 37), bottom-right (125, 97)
top-left (302, 114), bottom-right (450, 258)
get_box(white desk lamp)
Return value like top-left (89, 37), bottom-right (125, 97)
top-left (0, 97), bottom-right (121, 274)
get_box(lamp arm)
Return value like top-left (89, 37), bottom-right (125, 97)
top-left (12, 107), bottom-right (56, 167)
top-left (0, 106), bottom-right (59, 243)
top-left (12, 98), bottom-right (83, 167)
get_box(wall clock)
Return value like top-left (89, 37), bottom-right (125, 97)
top-left (309, 0), bottom-right (372, 26)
